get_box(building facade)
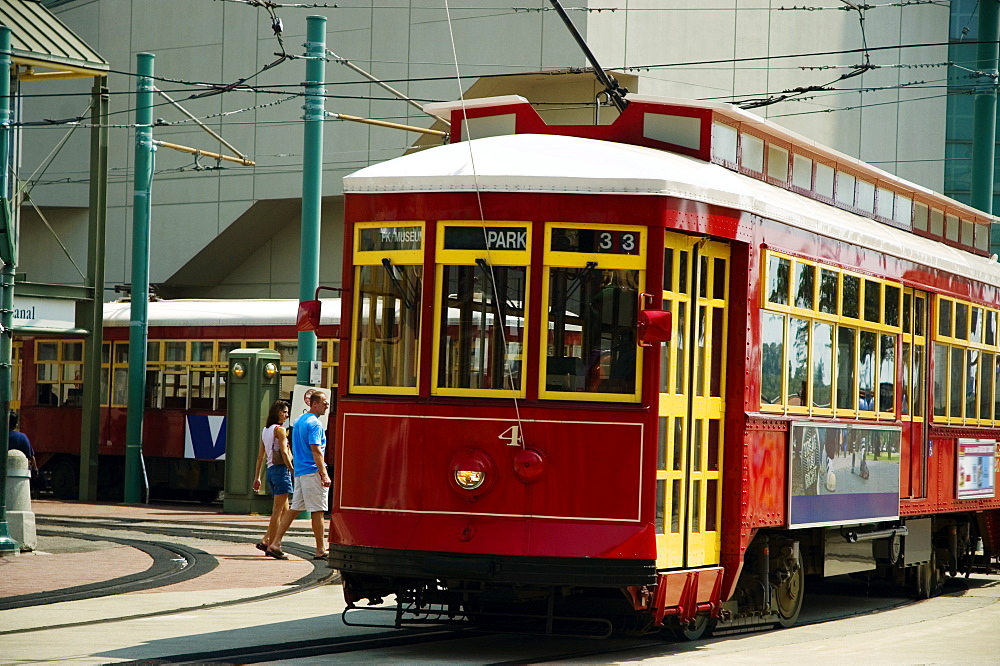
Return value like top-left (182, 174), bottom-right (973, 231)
top-left (25, 0), bottom-right (953, 299)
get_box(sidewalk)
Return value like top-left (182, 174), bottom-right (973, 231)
top-left (1, 499), bottom-right (318, 598)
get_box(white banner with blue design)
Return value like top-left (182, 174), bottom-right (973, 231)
top-left (185, 414), bottom-right (227, 460)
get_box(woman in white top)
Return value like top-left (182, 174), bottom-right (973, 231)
top-left (252, 399), bottom-right (293, 559)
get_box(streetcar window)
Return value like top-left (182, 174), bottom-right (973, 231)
top-left (812, 322), bottom-right (833, 409)
top-left (856, 180), bottom-right (875, 213)
top-left (836, 327), bottom-right (856, 411)
top-left (933, 344), bottom-right (947, 418)
top-left (711, 122), bottom-right (738, 164)
top-left (836, 171), bottom-right (856, 207)
top-left (903, 293), bottom-right (912, 334)
top-left (913, 202), bottom-right (929, 231)
top-left (760, 312), bottom-right (785, 406)
top-left (913, 344), bottom-right (926, 418)
top-left (675, 302), bottom-right (687, 394)
top-left (766, 255), bottom-right (790, 305)
top-left (657, 417), bottom-right (667, 470)
top-left (544, 267), bottom-right (638, 396)
top-left (879, 334), bottom-right (895, 413)
top-left (352, 263), bottom-right (422, 390)
top-left (740, 133), bottom-right (764, 173)
top-left (955, 302), bottom-right (969, 340)
top-left (787, 317), bottom-right (810, 408)
top-left (966, 349), bottom-right (979, 420)
top-left (663, 249), bottom-right (673, 291)
top-left (930, 208), bottom-right (945, 236)
top-left (971, 307), bottom-right (983, 344)
top-left (884, 285), bottom-right (900, 328)
top-left (938, 299), bottom-right (952, 337)
top-left (792, 154), bottom-right (812, 190)
top-left (995, 359), bottom-right (1000, 422)
top-left (767, 144), bottom-right (788, 182)
top-left (863, 280), bottom-right (881, 323)
top-left (713, 258), bottom-right (726, 300)
top-left (876, 187), bottom-right (894, 219)
top-left (655, 480), bottom-right (666, 534)
top-left (915, 295), bottom-right (926, 337)
top-left (979, 350), bottom-right (993, 420)
top-left (945, 214), bottom-right (960, 243)
top-left (950, 346), bottom-right (964, 418)
top-left (859, 330), bottom-right (876, 412)
top-left (815, 162), bottom-right (835, 199)
top-left (895, 196), bottom-right (913, 227)
top-left (819, 269), bottom-right (837, 314)
top-left (794, 262), bottom-right (814, 310)
top-left (842, 275), bottom-right (860, 319)
top-left (988, 310), bottom-right (997, 346)
top-left (437, 264), bottom-right (526, 392)
top-left (961, 218), bottom-right (975, 247)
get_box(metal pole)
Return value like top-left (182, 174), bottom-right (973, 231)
top-left (79, 76), bottom-right (108, 501)
top-left (0, 26), bottom-right (18, 554)
top-left (972, 1), bottom-right (999, 247)
top-left (124, 53), bottom-right (154, 504)
top-left (298, 16), bottom-right (326, 385)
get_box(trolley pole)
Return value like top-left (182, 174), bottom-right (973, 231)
top-left (297, 15), bottom-right (327, 386)
top-left (972, 0), bottom-right (1000, 251)
top-left (124, 53), bottom-right (155, 504)
top-left (0, 26), bottom-right (18, 554)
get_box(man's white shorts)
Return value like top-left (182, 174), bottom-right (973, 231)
top-left (290, 471), bottom-right (329, 513)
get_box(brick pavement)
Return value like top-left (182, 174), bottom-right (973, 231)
top-left (0, 500), bottom-right (317, 598)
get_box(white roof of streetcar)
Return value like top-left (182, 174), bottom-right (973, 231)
top-left (103, 298), bottom-right (341, 327)
top-left (345, 132), bottom-right (1000, 288)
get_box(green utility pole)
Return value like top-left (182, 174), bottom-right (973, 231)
top-left (124, 53), bottom-right (155, 504)
top-left (0, 26), bottom-right (18, 554)
top-left (297, 15), bottom-right (326, 385)
top-left (973, 1), bottom-right (1000, 251)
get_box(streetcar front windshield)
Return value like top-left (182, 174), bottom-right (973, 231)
top-left (438, 263), bottom-right (526, 391)
top-left (545, 267), bottom-right (638, 395)
top-left (353, 263), bottom-right (422, 389)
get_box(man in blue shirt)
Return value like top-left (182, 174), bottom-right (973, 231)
top-left (8, 412), bottom-right (36, 472)
top-left (268, 390), bottom-right (331, 560)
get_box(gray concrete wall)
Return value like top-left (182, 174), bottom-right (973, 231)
top-left (20, 1), bottom-right (950, 298)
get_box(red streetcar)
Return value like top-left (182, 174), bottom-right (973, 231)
top-left (329, 95), bottom-right (1000, 637)
top-left (19, 298), bottom-right (341, 501)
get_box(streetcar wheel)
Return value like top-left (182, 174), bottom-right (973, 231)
top-left (774, 559), bottom-right (805, 628)
top-left (49, 458), bottom-right (80, 500)
top-left (672, 614), bottom-right (711, 641)
top-left (917, 551), bottom-right (942, 599)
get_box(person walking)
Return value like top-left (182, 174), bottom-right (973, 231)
top-left (269, 390), bottom-right (331, 560)
top-left (8, 411), bottom-right (36, 473)
top-left (251, 400), bottom-right (293, 559)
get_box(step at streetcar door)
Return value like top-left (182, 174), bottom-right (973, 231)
top-left (655, 232), bottom-right (730, 569)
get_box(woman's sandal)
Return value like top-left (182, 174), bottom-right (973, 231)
top-left (255, 542), bottom-right (268, 552)
top-left (266, 547), bottom-right (289, 560)
top-left (313, 551), bottom-right (329, 560)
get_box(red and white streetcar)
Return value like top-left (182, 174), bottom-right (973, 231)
top-left (329, 95), bottom-right (1000, 636)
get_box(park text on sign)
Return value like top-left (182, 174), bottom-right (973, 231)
top-left (443, 226), bottom-right (528, 251)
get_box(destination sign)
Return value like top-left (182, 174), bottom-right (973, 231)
top-left (444, 226), bottom-right (528, 251)
top-left (359, 226), bottom-right (422, 252)
top-left (551, 228), bottom-right (640, 255)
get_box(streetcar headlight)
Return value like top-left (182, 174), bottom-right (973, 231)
top-left (263, 362), bottom-right (278, 379)
top-left (455, 469), bottom-right (485, 490)
top-left (232, 362), bottom-right (246, 378)
top-left (450, 449), bottom-right (494, 496)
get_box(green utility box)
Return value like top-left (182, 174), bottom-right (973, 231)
top-left (223, 348), bottom-right (280, 514)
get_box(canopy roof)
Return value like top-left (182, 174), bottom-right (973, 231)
top-left (1, 0), bottom-right (107, 80)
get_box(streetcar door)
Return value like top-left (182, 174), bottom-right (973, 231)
top-left (656, 233), bottom-right (729, 569)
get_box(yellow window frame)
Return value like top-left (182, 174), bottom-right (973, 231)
top-left (432, 220), bottom-right (531, 398)
top-left (759, 250), bottom-right (903, 417)
top-left (932, 294), bottom-right (1000, 426)
top-left (350, 221), bottom-right (425, 396)
top-left (539, 222), bottom-right (646, 403)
